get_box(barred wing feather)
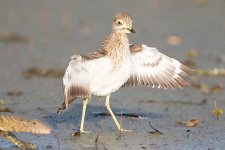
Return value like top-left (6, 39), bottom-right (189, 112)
top-left (123, 45), bottom-right (191, 89)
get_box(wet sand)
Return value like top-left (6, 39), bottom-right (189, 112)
top-left (0, 0), bottom-right (225, 149)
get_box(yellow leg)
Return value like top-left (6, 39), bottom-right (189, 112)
top-left (80, 98), bottom-right (88, 133)
top-left (105, 95), bottom-right (131, 132)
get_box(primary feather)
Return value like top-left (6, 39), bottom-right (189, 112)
top-left (123, 44), bottom-right (191, 89)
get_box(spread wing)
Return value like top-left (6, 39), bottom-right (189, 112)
top-left (57, 54), bottom-right (91, 114)
top-left (123, 44), bottom-right (191, 89)
top-left (57, 50), bottom-right (109, 114)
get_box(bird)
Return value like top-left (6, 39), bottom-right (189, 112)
top-left (57, 12), bottom-right (191, 133)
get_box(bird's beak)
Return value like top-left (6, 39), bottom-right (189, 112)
top-left (128, 28), bottom-right (135, 34)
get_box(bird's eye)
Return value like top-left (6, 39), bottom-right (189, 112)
top-left (116, 20), bottom-right (123, 26)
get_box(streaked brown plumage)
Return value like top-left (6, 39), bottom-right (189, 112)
top-left (57, 12), bottom-right (191, 133)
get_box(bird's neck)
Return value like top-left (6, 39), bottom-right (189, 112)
top-left (101, 31), bottom-right (130, 63)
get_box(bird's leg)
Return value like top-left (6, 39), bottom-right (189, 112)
top-left (105, 95), bottom-right (131, 132)
top-left (80, 98), bottom-right (89, 133)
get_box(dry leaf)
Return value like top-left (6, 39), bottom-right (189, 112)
top-left (185, 118), bottom-right (199, 127)
top-left (0, 115), bottom-right (51, 134)
top-left (0, 32), bottom-right (30, 43)
top-left (182, 49), bottom-right (198, 68)
top-left (199, 83), bottom-right (210, 94)
top-left (0, 99), bottom-right (13, 113)
top-left (167, 35), bottom-right (181, 45)
top-left (7, 91), bottom-right (23, 96)
top-left (191, 82), bottom-right (224, 94)
top-left (211, 84), bottom-right (224, 93)
top-left (183, 59), bottom-right (197, 68)
top-left (22, 67), bottom-right (64, 79)
top-left (176, 118), bottom-right (199, 127)
top-left (0, 131), bottom-right (37, 150)
top-left (191, 82), bottom-right (210, 94)
top-left (187, 49), bottom-right (197, 59)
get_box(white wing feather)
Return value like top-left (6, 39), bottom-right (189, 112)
top-left (123, 44), bottom-right (191, 89)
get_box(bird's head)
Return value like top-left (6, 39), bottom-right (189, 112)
top-left (112, 12), bottom-right (135, 34)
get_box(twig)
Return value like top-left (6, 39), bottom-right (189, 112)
top-left (143, 99), bottom-right (207, 106)
top-left (119, 110), bottom-right (122, 138)
top-left (148, 121), bottom-right (163, 135)
top-left (92, 111), bottom-right (145, 119)
top-left (212, 97), bottom-right (223, 120)
top-left (0, 131), bottom-right (37, 150)
top-left (95, 130), bottom-right (102, 143)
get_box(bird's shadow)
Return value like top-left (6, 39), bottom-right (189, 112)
top-left (44, 102), bottom-right (169, 130)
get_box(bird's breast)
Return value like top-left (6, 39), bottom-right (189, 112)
top-left (90, 55), bottom-right (132, 96)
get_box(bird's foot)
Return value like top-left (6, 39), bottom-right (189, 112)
top-left (79, 129), bottom-right (91, 134)
top-left (80, 129), bottom-right (86, 133)
top-left (72, 129), bottom-right (91, 137)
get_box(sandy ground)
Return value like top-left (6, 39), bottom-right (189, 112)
top-left (0, 0), bottom-right (225, 149)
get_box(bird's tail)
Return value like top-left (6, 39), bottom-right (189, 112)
top-left (57, 98), bottom-right (76, 114)
top-left (56, 103), bottom-right (66, 114)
